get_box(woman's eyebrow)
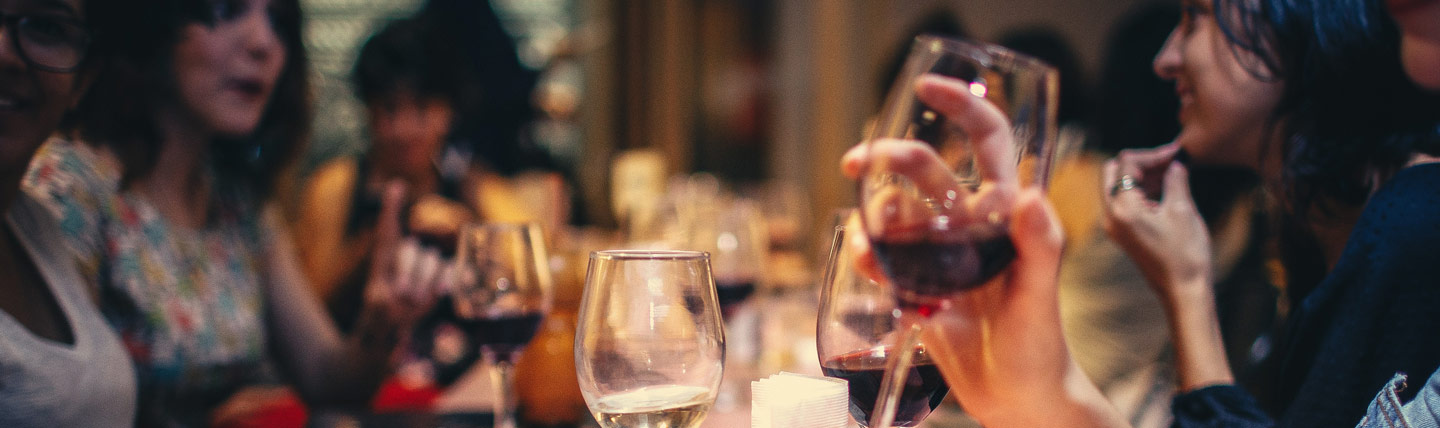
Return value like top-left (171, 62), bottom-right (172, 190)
top-left (30, 0), bottom-right (83, 18)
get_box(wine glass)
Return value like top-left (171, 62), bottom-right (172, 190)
top-left (451, 223), bottom-right (554, 428)
top-left (818, 211), bottom-right (949, 427)
top-left (692, 197), bottom-right (767, 315)
top-left (575, 251), bottom-right (726, 428)
top-left (858, 36), bottom-right (1059, 427)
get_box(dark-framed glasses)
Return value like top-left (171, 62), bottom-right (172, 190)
top-left (1, 12), bottom-right (90, 73)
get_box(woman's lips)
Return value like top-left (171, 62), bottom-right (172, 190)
top-left (228, 79), bottom-right (267, 98)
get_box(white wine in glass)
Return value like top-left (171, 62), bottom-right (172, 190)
top-left (575, 251), bottom-right (726, 428)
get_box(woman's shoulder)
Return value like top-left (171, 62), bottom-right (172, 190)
top-left (1361, 162), bottom-right (1440, 226)
top-left (23, 138), bottom-right (122, 210)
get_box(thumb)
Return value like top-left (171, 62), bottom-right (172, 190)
top-left (370, 180), bottom-right (408, 281)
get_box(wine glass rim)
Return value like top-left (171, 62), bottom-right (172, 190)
top-left (590, 250), bottom-right (710, 260)
top-left (912, 34), bottom-right (1057, 74)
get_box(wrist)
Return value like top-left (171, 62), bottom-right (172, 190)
top-left (975, 367), bottom-right (1128, 428)
top-left (1159, 274), bottom-right (1213, 309)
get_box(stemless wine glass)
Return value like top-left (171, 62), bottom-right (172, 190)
top-left (858, 36), bottom-right (1059, 428)
top-left (452, 223), bottom-right (554, 428)
top-left (818, 213), bottom-right (949, 427)
top-left (575, 251), bottom-right (726, 428)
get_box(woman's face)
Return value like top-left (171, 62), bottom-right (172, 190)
top-left (171, 0), bottom-right (286, 138)
top-left (0, 0), bottom-right (91, 171)
top-left (1389, 0), bottom-right (1440, 90)
top-left (1153, 0), bottom-right (1283, 170)
top-left (367, 89), bottom-right (453, 178)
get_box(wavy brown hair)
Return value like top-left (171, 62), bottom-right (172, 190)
top-left (69, 0), bottom-right (310, 202)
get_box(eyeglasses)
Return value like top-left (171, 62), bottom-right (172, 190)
top-left (1, 11), bottom-right (90, 73)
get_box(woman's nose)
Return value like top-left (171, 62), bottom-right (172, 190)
top-left (1153, 26), bottom-right (1183, 81)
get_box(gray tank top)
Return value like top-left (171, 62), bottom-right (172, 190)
top-left (0, 194), bottom-right (136, 427)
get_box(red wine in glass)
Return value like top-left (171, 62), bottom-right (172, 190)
top-left (869, 224), bottom-right (1016, 316)
top-left (457, 312), bottom-right (545, 363)
top-left (821, 346), bottom-right (950, 427)
top-left (715, 280), bottom-right (757, 308)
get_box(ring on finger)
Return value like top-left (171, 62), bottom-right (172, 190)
top-left (1110, 174), bottom-right (1138, 196)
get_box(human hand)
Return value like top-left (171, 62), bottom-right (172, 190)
top-left (840, 74), bottom-right (1124, 428)
top-left (361, 181), bottom-right (454, 343)
top-left (1101, 144), bottom-right (1213, 301)
top-left (841, 75), bottom-right (1021, 300)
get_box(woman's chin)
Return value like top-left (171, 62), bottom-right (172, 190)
top-left (1401, 33), bottom-right (1440, 90)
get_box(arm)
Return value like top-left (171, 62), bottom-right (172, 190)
top-left (263, 182), bottom-right (446, 406)
top-left (290, 160), bottom-right (372, 300)
top-left (1101, 146), bottom-right (1234, 391)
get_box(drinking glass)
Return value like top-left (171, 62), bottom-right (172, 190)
top-left (818, 212), bottom-right (948, 427)
top-left (575, 251), bottom-right (726, 428)
top-left (692, 198), bottom-right (767, 315)
top-left (858, 36), bottom-right (1058, 427)
top-left (452, 223), bottom-right (554, 428)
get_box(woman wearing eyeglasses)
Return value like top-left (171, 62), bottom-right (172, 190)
top-left (0, 0), bottom-right (134, 426)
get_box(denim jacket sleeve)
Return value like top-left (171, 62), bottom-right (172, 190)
top-left (1357, 371), bottom-right (1440, 428)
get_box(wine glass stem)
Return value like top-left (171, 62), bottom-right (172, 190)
top-left (869, 321), bottom-right (923, 428)
top-left (486, 351), bottom-right (519, 428)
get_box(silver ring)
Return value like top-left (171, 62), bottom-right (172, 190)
top-left (1110, 174), bottom-right (1138, 196)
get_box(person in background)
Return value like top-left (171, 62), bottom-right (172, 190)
top-left (1103, 0), bottom-right (1440, 424)
top-left (1037, 5), bottom-right (1278, 426)
top-left (0, 0), bottom-right (135, 425)
top-left (24, 0), bottom-right (449, 426)
top-left (840, 0), bottom-right (1440, 426)
top-left (292, 16), bottom-right (471, 334)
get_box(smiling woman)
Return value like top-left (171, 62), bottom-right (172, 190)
top-left (0, 0), bottom-right (136, 426)
top-left (21, 0), bottom-right (450, 427)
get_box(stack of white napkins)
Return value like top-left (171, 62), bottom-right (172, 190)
top-left (751, 372), bottom-right (850, 428)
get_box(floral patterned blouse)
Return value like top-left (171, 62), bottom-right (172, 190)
top-left (24, 139), bottom-right (278, 428)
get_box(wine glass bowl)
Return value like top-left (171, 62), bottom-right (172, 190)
top-left (575, 250), bottom-right (726, 428)
top-left (860, 35), bottom-right (1059, 310)
top-left (691, 198), bottom-right (767, 314)
top-left (451, 223), bottom-right (554, 428)
top-left (817, 219), bottom-right (949, 427)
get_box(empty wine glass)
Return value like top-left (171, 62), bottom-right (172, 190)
top-left (452, 223), bottom-right (554, 428)
top-left (575, 251), bottom-right (726, 428)
top-left (858, 36), bottom-right (1059, 428)
top-left (817, 211), bottom-right (948, 427)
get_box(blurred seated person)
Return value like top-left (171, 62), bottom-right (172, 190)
top-left (292, 17), bottom-right (473, 332)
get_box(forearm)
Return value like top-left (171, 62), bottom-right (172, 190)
top-left (264, 208), bottom-right (394, 406)
top-left (977, 364), bottom-right (1132, 428)
top-left (1162, 278), bottom-right (1235, 391)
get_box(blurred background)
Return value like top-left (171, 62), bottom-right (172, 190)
top-left (295, 2), bottom-right (1239, 427)
top-left (299, 0), bottom-right (1174, 242)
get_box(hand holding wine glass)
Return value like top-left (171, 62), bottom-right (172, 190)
top-left (843, 36), bottom-right (1127, 428)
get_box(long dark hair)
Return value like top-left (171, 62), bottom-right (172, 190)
top-left (1213, 0), bottom-right (1440, 215)
top-left (71, 0), bottom-right (311, 202)
top-left (1211, 0), bottom-right (1440, 298)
